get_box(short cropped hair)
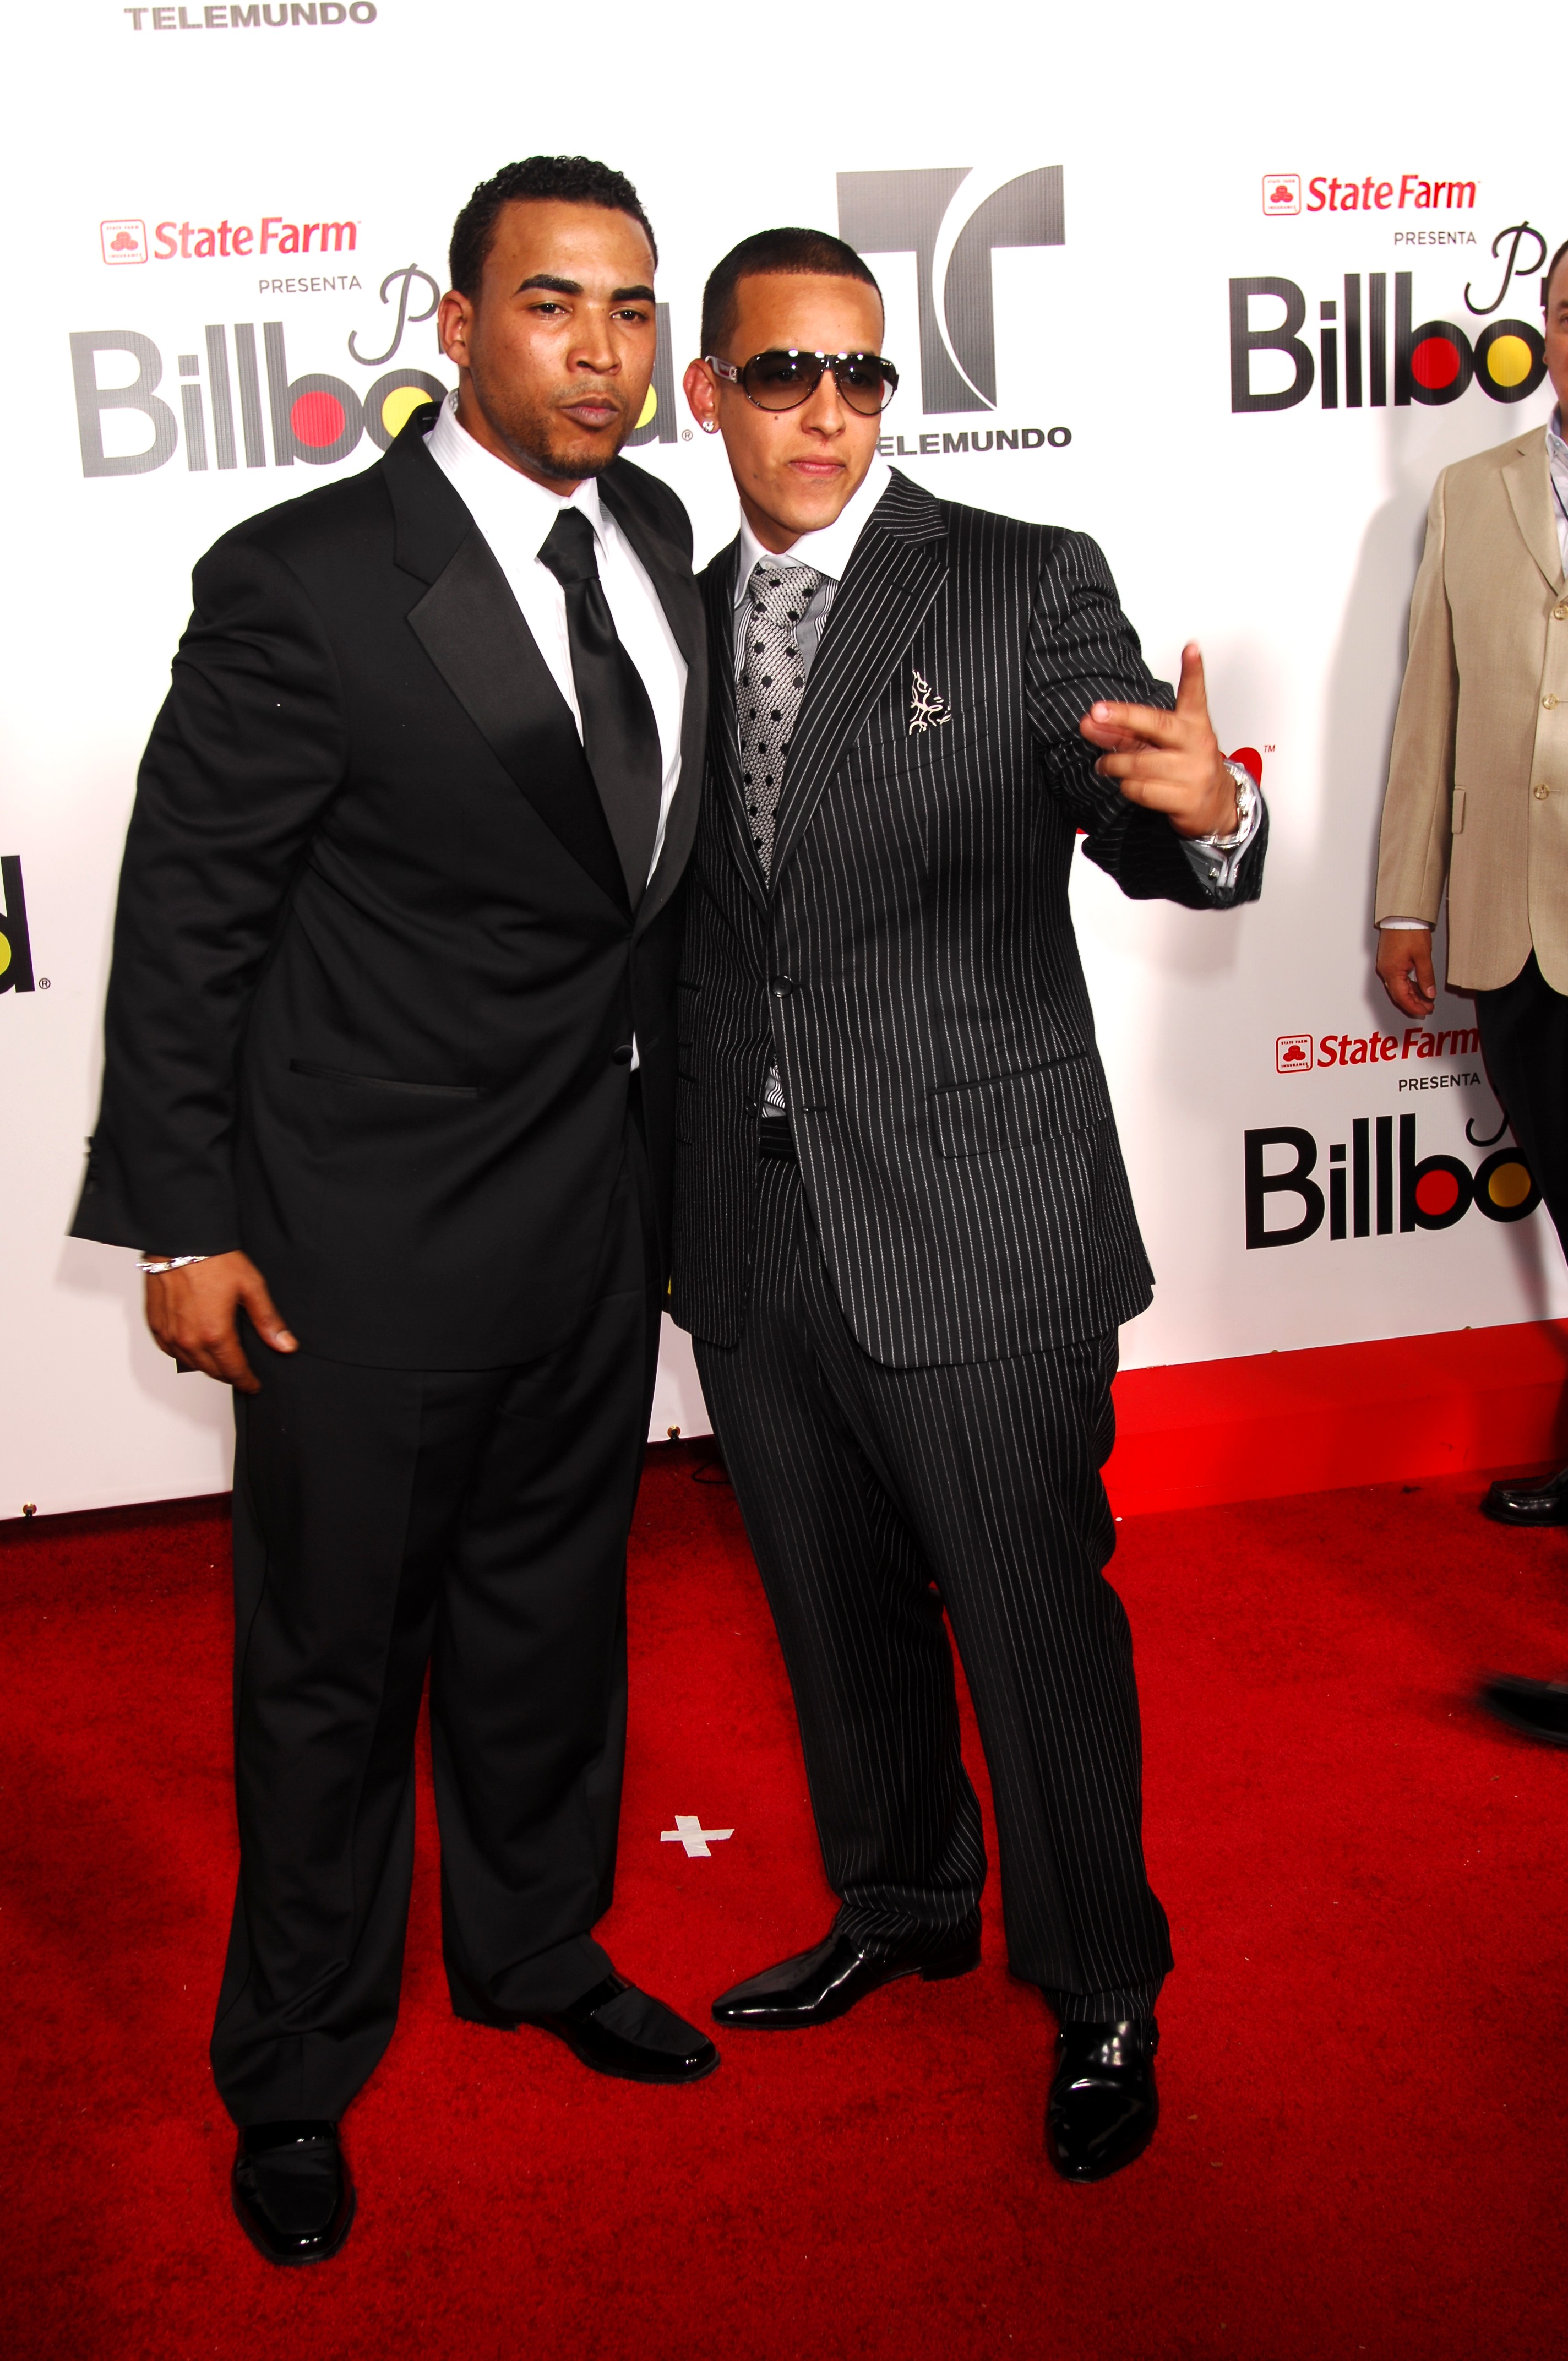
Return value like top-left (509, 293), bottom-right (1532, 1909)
top-left (1544, 240), bottom-right (1568, 314)
top-left (449, 156), bottom-right (657, 298)
top-left (700, 227), bottom-right (882, 358)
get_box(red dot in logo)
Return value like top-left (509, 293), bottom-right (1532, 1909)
top-left (1410, 336), bottom-right (1461, 391)
top-left (291, 389), bottom-right (346, 449)
top-left (1415, 1167), bottom-right (1461, 1218)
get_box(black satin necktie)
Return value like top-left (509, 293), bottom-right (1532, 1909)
top-left (538, 505), bottom-right (662, 906)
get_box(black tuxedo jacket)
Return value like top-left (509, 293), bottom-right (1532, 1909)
top-left (73, 409), bottom-right (706, 1368)
top-left (669, 470), bottom-right (1266, 1370)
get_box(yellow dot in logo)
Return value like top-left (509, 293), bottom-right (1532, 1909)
top-left (380, 383), bottom-right (434, 439)
top-left (1488, 1158), bottom-right (1534, 1207)
top-left (1484, 334), bottom-right (1534, 388)
top-left (636, 385), bottom-right (658, 429)
top-left (0, 935), bottom-right (10, 978)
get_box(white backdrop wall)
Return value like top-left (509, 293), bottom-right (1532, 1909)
top-left (2, 0), bottom-right (1562, 1515)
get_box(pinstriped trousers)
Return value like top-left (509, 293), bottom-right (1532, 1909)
top-left (693, 1155), bottom-right (1172, 2022)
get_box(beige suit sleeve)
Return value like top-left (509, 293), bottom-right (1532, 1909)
top-left (1374, 472), bottom-right (1458, 926)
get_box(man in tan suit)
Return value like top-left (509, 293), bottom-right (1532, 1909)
top-left (1376, 237), bottom-right (1568, 1746)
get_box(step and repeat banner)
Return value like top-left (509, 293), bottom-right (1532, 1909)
top-left (2, 2), bottom-right (1562, 1513)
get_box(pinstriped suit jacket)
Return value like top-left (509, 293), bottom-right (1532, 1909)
top-left (669, 470), bottom-right (1267, 1369)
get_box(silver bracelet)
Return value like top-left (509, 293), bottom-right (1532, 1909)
top-left (136, 1254), bottom-right (213, 1275)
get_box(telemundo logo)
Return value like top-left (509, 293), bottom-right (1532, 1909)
top-left (837, 166), bottom-right (1065, 416)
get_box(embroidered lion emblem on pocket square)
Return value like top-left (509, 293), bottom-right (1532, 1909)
top-left (908, 669), bottom-right (952, 735)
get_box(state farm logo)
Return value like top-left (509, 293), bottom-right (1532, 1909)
top-left (100, 212), bottom-right (358, 263)
top-left (837, 165), bottom-right (1064, 415)
top-left (1260, 173), bottom-right (1477, 217)
top-left (101, 220), bottom-right (148, 265)
top-left (1275, 1021), bottom-right (1482, 1073)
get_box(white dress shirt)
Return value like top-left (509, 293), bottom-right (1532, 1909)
top-left (429, 390), bottom-right (687, 884)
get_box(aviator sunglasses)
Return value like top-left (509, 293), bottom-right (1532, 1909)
top-left (705, 348), bottom-right (900, 416)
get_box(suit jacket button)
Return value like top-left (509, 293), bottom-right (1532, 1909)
top-left (1556, 602), bottom-right (1568, 621)
top-left (1534, 783), bottom-right (1551, 801)
top-left (1545, 694), bottom-right (1561, 711)
top-left (771, 976), bottom-right (794, 999)
top-left (611, 1043), bottom-right (634, 1063)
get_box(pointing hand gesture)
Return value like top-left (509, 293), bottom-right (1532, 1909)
top-left (1079, 644), bottom-right (1239, 840)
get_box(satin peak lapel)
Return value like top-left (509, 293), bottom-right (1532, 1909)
top-left (407, 529), bottom-right (629, 916)
top-left (1502, 433), bottom-right (1564, 594)
top-left (769, 509), bottom-right (946, 886)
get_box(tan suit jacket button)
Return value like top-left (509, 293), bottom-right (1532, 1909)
top-left (1556, 601), bottom-right (1568, 621)
top-left (1534, 782), bottom-right (1551, 799)
top-left (1546, 694), bottom-right (1561, 710)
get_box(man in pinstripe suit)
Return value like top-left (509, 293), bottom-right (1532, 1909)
top-left (676, 230), bottom-right (1266, 2182)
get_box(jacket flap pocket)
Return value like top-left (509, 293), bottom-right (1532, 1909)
top-left (290, 1059), bottom-right (480, 1099)
top-left (929, 1052), bottom-right (1109, 1160)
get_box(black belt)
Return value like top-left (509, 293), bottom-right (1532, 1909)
top-left (758, 1112), bottom-right (797, 1163)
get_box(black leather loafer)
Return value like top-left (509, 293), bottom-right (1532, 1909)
top-left (712, 1925), bottom-right (981, 2029)
top-left (231, 2120), bottom-right (355, 2266)
top-left (526, 1974), bottom-right (718, 2083)
top-left (1477, 1673), bottom-right (1568, 1745)
top-left (1046, 2020), bottom-right (1159, 2184)
top-left (1480, 1465), bottom-right (1568, 1525)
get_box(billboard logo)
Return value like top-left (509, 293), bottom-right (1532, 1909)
top-left (1263, 176), bottom-right (1301, 217)
top-left (68, 295), bottom-right (679, 477)
top-left (69, 322), bottom-right (446, 477)
top-left (625, 303), bottom-right (677, 447)
top-left (1245, 1116), bottom-right (1538, 1248)
top-left (837, 166), bottom-right (1064, 415)
top-left (1230, 270), bottom-right (1545, 412)
top-left (1276, 1034), bottom-right (1313, 1073)
top-left (0, 858), bottom-right (35, 995)
top-left (101, 220), bottom-right (148, 265)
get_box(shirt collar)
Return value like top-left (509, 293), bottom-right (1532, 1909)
top-left (1550, 405), bottom-right (1567, 466)
top-left (429, 388), bottom-right (607, 552)
top-left (732, 455), bottom-right (893, 604)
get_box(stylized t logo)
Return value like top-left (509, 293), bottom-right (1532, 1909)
top-left (837, 166), bottom-right (1064, 414)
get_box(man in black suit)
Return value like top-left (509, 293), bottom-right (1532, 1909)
top-left (73, 156), bottom-right (716, 2265)
top-left (676, 230), bottom-right (1265, 2183)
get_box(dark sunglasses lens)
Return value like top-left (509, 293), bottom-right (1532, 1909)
top-left (744, 352), bottom-right (821, 409)
top-left (836, 356), bottom-right (896, 413)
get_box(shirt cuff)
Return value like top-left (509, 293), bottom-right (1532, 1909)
top-left (1179, 763), bottom-right (1262, 892)
top-left (1378, 918), bottom-right (1433, 931)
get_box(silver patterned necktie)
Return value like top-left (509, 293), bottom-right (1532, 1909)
top-left (737, 560), bottom-right (823, 879)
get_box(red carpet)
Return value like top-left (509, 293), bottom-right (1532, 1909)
top-left (3, 1447), bottom-right (1565, 2359)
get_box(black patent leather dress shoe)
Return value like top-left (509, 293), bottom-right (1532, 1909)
top-left (1480, 1465), bottom-right (1568, 1525)
top-left (231, 2121), bottom-right (355, 2266)
top-left (1477, 1673), bottom-right (1568, 1745)
top-left (526, 1974), bottom-right (718, 2083)
top-left (712, 1925), bottom-right (981, 2028)
top-left (1046, 2020), bottom-right (1159, 2183)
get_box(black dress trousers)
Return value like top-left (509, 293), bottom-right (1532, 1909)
top-left (1475, 950), bottom-right (1568, 1259)
top-left (693, 1155), bottom-right (1172, 2023)
top-left (210, 1105), bottom-right (661, 2126)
